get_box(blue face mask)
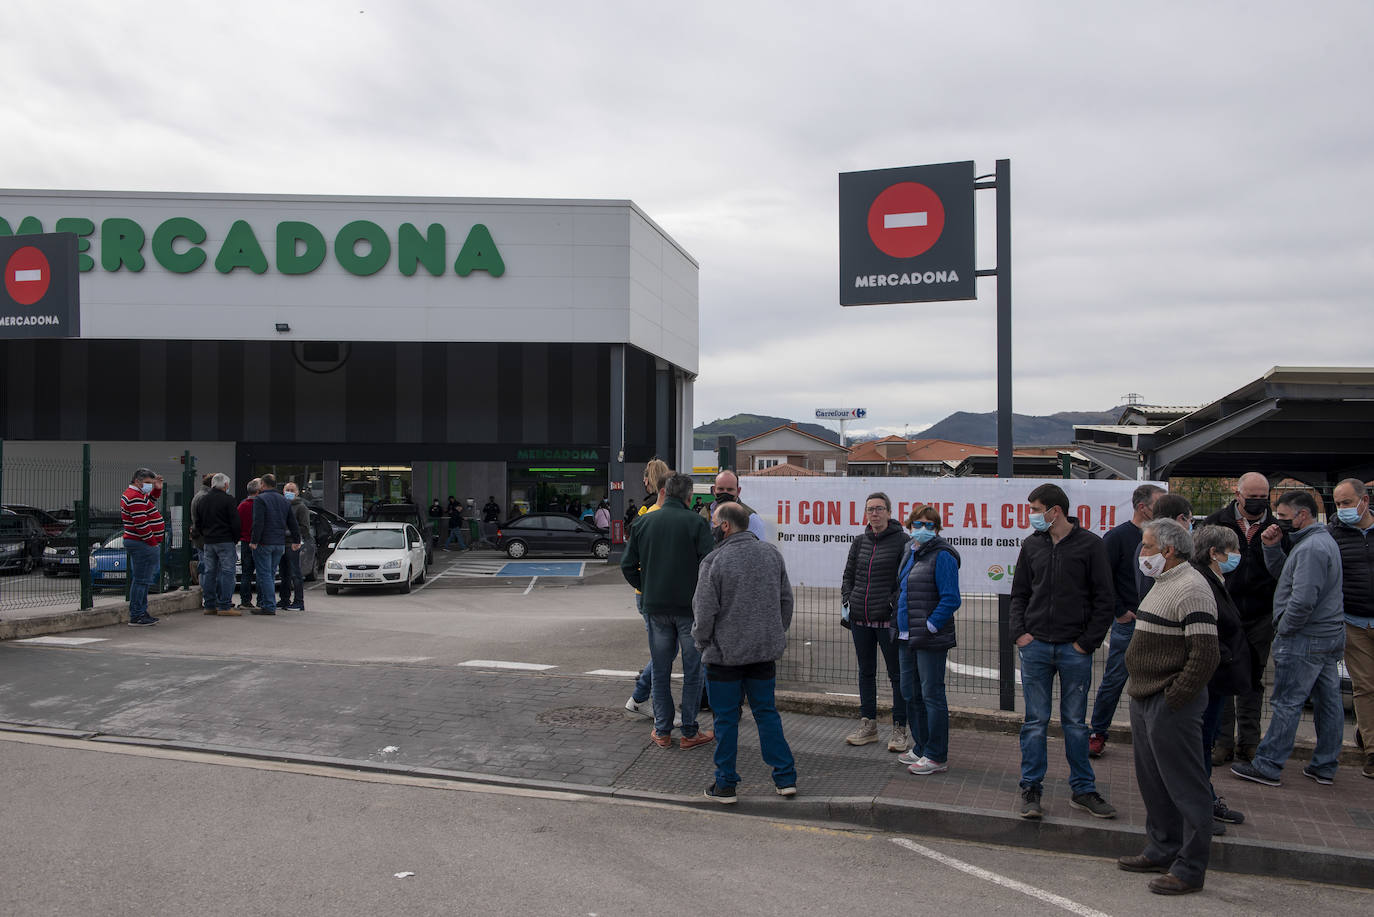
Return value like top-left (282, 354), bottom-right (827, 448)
top-left (284, 492), bottom-right (296, 501)
top-left (139, 483), bottom-right (153, 495)
top-left (1029, 513), bottom-right (1051, 532)
top-left (911, 528), bottom-right (937, 544)
top-left (1337, 506), bottom-right (1362, 525)
top-left (1219, 552), bottom-right (1241, 574)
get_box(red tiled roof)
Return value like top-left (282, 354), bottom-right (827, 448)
top-left (847, 436), bottom-right (1052, 463)
top-left (743, 462), bottom-right (823, 476)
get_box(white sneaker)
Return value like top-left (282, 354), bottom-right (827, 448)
top-left (624, 697), bottom-right (651, 718)
top-left (908, 759), bottom-right (948, 776)
top-left (897, 749), bottom-right (928, 767)
top-left (845, 717), bottom-right (879, 746)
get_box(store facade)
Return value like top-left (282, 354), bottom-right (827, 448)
top-left (0, 190), bottom-right (698, 522)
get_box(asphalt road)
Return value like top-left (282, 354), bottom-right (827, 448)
top-left (3, 733), bottom-right (1368, 917)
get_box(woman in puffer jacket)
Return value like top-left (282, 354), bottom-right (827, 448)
top-left (841, 492), bottom-right (912, 751)
top-left (892, 503), bottom-right (961, 775)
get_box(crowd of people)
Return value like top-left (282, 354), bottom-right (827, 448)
top-left (647, 470), bottom-right (1366, 897)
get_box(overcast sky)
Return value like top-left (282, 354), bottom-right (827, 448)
top-left (7, 1), bottom-right (1372, 439)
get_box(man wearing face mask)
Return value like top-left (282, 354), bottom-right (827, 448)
top-left (1201, 472), bottom-right (1288, 764)
top-left (278, 482), bottom-right (311, 611)
top-left (1009, 483), bottom-right (1117, 820)
top-left (1231, 490), bottom-right (1345, 787)
top-left (706, 470), bottom-right (767, 541)
top-left (1089, 484), bottom-right (1165, 759)
top-left (1329, 478), bottom-right (1374, 779)
top-left (248, 474), bottom-right (301, 616)
top-left (1118, 519), bottom-right (1219, 895)
top-left (120, 468), bottom-right (166, 626)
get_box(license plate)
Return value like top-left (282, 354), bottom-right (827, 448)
top-left (105, 572), bottom-right (126, 581)
top-left (347, 572), bottom-right (374, 580)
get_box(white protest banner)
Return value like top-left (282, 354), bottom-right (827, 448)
top-left (739, 477), bottom-right (1161, 594)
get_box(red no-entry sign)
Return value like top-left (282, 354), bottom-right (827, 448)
top-left (5, 245), bottom-right (51, 306)
top-left (866, 182), bottom-right (946, 258)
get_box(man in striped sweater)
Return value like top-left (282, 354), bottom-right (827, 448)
top-left (120, 467), bottom-right (166, 626)
top-left (1119, 518), bottom-right (1220, 895)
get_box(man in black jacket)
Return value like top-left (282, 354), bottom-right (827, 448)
top-left (193, 473), bottom-right (242, 616)
top-left (1010, 483), bottom-right (1117, 820)
top-left (1200, 472), bottom-right (1287, 764)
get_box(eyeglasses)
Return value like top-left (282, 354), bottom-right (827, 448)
top-left (865, 506), bottom-right (888, 514)
top-left (909, 521), bottom-right (936, 531)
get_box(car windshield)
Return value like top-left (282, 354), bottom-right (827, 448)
top-left (0, 518), bottom-right (28, 535)
top-left (339, 529), bottom-right (406, 550)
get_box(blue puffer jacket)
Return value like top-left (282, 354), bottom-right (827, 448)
top-left (894, 536), bottom-right (961, 650)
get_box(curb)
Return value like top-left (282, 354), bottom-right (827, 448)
top-left (773, 691), bottom-right (1369, 767)
top-left (0, 588), bottom-right (205, 641)
top-left (4, 723), bottom-right (1370, 890)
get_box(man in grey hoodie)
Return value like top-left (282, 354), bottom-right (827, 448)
top-left (693, 502), bottom-right (797, 803)
top-left (1232, 490), bottom-right (1346, 787)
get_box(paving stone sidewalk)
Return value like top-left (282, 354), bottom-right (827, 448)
top-left (1, 642), bottom-right (1370, 887)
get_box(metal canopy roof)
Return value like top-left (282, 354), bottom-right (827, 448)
top-left (1073, 366), bottom-right (1374, 485)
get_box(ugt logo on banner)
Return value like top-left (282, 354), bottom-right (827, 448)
top-left (838, 161), bottom-right (975, 306)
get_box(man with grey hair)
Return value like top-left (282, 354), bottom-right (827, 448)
top-left (194, 473), bottom-right (242, 616)
top-left (1201, 471), bottom-right (1288, 764)
top-left (621, 471), bottom-right (715, 749)
top-left (694, 500), bottom-right (797, 802)
top-left (1232, 490), bottom-right (1345, 787)
top-left (1330, 477), bottom-right (1374, 779)
top-left (1118, 518), bottom-right (1219, 895)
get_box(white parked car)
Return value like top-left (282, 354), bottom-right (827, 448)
top-left (324, 522), bottom-right (427, 595)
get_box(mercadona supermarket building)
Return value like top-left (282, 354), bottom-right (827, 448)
top-left (0, 189), bottom-right (698, 522)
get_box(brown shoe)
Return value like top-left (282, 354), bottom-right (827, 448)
top-left (680, 731), bottom-right (715, 750)
top-left (1118, 854), bottom-right (1171, 874)
top-left (217, 608), bottom-right (242, 616)
top-left (650, 730), bottom-right (672, 748)
top-left (1149, 873), bottom-right (1203, 895)
top-left (202, 607), bottom-right (217, 615)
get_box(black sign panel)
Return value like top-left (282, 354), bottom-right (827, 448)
top-left (0, 232), bottom-right (80, 337)
top-left (839, 161), bottom-right (975, 305)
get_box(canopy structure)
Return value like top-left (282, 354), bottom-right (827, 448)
top-left (1073, 367), bottom-right (1374, 495)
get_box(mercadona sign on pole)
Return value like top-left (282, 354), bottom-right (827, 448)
top-left (838, 160), bottom-right (976, 306)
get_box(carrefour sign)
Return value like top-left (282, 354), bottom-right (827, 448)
top-left (0, 214), bottom-right (504, 279)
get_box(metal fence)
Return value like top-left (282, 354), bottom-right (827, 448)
top-left (0, 443), bottom-right (197, 613)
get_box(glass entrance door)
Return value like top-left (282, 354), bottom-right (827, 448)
top-left (339, 465), bottom-right (413, 520)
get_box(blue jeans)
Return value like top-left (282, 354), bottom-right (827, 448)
top-left (646, 614), bottom-right (704, 737)
top-left (279, 546), bottom-right (304, 607)
top-left (900, 643), bottom-right (950, 763)
top-left (1251, 632), bottom-right (1346, 779)
top-left (1201, 688), bottom-right (1226, 786)
top-left (202, 542), bottom-right (237, 611)
top-left (125, 539), bottom-right (161, 621)
top-left (1018, 639), bottom-right (1096, 794)
top-left (1090, 618), bottom-right (1134, 736)
top-left (195, 548), bottom-right (208, 604)
top-left (850, 624), bottom-right (906, 725)
top-left (252, 544), bottom-right (286, 611)
top-left (632, 595), bottom-right (653, 703)
top-left (445, 524), bottom-right (467, 549)
top-left (707, 671), bottom-right (796, 790)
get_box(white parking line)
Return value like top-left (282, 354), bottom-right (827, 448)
top-left (891, 838), bottom-right (1110, 917)
top-left (458, 660), bottom-right (557, 671)
top-left (522, 576), bottom-right (538, 595)
top-left (411, 569), bottom-right (453, 594)
top-left (14, 636), bottom-right (108, 646)
top-left (586, 669), bottom-right (640, 677)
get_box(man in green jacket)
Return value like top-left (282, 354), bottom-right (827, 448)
top-left (622, 472), bottom-right (715, 749)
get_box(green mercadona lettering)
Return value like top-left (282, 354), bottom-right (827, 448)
top-left (0, 215), bottom-right (505, 278)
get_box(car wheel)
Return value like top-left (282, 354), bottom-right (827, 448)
top-left (415, 566), bottom-right (426, 585)
top-left (505, 540), bottom-right (527, 559)
top-left (593, 540), bottom-right (611, 560)
top-left (399, 567), bottom-right (412, 594)
top-left (325, 584), bottom-right (339, 595)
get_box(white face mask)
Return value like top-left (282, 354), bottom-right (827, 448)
top-left (1139, 552), bottom-right (1167, 578)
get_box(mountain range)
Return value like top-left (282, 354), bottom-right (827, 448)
top-left (693, 408), bottom-right (1122, 450)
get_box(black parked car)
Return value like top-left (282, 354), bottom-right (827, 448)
top-left (363, 503), bottom-right (432, 565)
top-left (3, 503), bottom-right (66, 537)
top-left (0, 513), bottom-right (47, 574)
top-left (42, 514), bottom-right (125, 576)
top-left (493, 513), bottom-right (612, 559)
